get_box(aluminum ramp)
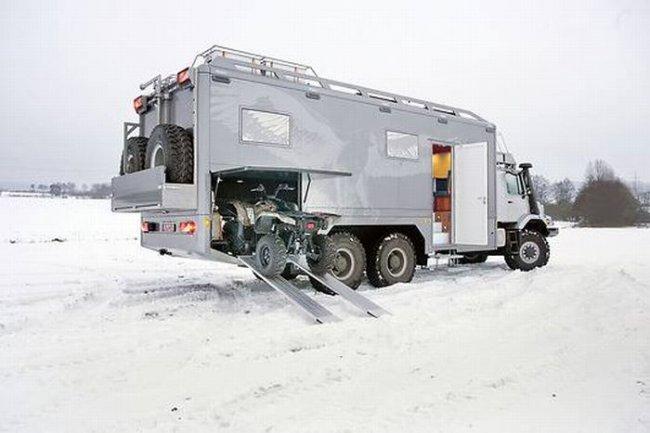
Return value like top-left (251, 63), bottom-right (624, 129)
top-left (238, 256), bottom-right (339, 324)
top-left (288, 256), bottom-right (390, 318)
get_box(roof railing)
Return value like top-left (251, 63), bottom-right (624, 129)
top-left (138, 45), bottom-right (486, 123)
top-left (207, 55), bottom-right (486, 122)
top-left (192, 44), bottom-right (318, 78)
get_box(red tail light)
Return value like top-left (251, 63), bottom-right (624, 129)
top-left (141, 221), bottom-right (150, 233)
top-left (179, 220), bottom-right (196, 235)
top-left (305, 221), bottom-right (317, 231)
top-left (176, 67), bottom-right (191, 87)
top-left (133, 96), bottom-right (146, 114)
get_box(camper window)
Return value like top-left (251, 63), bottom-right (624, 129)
top-left (386, 131), bottom-right (419, 160)
top-left (241, 109), bottom-right (290, 146)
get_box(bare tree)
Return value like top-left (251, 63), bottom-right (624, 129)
top-left (585, 160), bottom-right (616, 183)
top-left (532, 175), bottom-right (551, 204)
top-left (552, 178), bottom-right (576, 204)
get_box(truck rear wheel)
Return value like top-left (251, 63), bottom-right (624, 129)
top-left (309, 232), bottom-right (366, 295)
top-left (255, 234), bottom-right (287, 277)
top-left (367, 233), bottom-right (416, 288)
top-left (122, 137), bottom-right (148, 174)
top-left (330, 232), bottom-right (366, 289)
top-left (504, 230), bottom-right (549, 271)
top-left (145, 124), bottom-right (194, 183)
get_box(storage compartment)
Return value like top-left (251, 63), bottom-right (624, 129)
top-left (214, 170), bottom-right (300, 207)
top-left (211, 169), bottom-right (301, 254)
top-left (111, 166), bottom-right (197, 212)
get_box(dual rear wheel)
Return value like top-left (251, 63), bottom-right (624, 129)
top-left (311, 231), bottom-right (416, 294)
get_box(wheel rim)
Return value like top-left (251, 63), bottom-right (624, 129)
top-left (386, 247), bottom-right (407, 277)
top-left (332, 247), bottom-right (355, 281)
top-left (259, 245), bottom-right (271, 267)
top-left (520, 241), bottom-right (540, 264)
top-left (151, 144), bottom-right (165, 168)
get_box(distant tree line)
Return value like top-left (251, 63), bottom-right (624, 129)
top-left (533, 160), bottom-right (650, 226)
top-left (27, 182), bottom-right (112, 199)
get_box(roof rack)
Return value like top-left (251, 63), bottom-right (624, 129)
top-left (192, 44), bottom-right (318, 78)
top-left (203, 51), bottom-right (486, 122)
top-left (140, 44), bottom-right (487, 124)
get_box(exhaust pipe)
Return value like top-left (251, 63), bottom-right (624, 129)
top-left (519, 163), bottom-right (540, 215)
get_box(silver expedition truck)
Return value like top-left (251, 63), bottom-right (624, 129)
top-left (112, 45), bottom-right (558, 317)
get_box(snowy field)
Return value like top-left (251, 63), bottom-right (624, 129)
top-left (1, 197), bottom-right (649, 433)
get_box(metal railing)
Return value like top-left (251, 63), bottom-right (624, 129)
top-left (138, 44), bottom-right (487, 123)
top-left (205, 54), bottom-right (486, 122)
top-left (192, 44), bottom-right (318, 77)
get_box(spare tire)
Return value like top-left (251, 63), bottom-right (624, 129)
top-left (122, 136), bottom-right (148, 174)
top-left (145, 124), bottom-right (193, 183)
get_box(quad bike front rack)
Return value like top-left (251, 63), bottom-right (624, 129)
top-left (238, 255), bottom-right (389, 324)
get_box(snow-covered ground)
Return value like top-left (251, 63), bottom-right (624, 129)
top-left (1, 197), bottom-right (648, 433)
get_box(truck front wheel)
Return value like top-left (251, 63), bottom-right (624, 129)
top-left (367, 233), bottom-right (416, 288)
top-left (504, 230), bottom-right (550, 271)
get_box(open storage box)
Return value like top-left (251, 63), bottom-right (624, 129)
top-left (111, 166), bottom-right (197, 212)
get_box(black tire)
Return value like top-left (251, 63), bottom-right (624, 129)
top-left (307, 234), bottom-right (336, 274)
top-left (122, 137), bottom-right (148, 174)
top-left (281, 263), bottom-right (300, 280)
top-left (254, 234), bottom-right (287, 278)
top-left (504, 253), bottom-right (520, 270)
top-left (330, 232), bottom-right (366, 289)
top-left (459, 253), bottom-right (488, 264)
top-left (309, 232), bottom-right (367, 295)
top-left (367, 233), bottom-right (416, 288)
top-left (506, 230), bottom-right (550, 272)
top-left (145, 124), bottom-right (194, 183)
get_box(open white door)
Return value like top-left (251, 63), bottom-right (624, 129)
top-left (453, 142), bottom-right (488, 245)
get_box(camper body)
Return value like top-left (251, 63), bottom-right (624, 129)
top-left (112, 45), bottom-right (557, 291)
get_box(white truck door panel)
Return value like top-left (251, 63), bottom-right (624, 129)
top-left (453, 142), bottom-right (488, 245)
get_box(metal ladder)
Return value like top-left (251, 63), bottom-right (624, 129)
top-left (238, 256), bottom-right (389, 324)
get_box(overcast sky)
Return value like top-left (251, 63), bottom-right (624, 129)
top-left (1, 0), bottom-right (649, 186)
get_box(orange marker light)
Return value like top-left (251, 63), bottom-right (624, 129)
top-left (179, 220), bottom-right (196, 235)
top-left (133, 96), bottom-right (144, 114)
top-left (176, 67), bottom-right (191, 86)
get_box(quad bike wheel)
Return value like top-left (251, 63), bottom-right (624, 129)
top-left (255, 234), bottom-right (287, 277)
top-left (307, 234), bottom-right (337, 296)
top-left (307, 234), bottom-right (336, 274)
